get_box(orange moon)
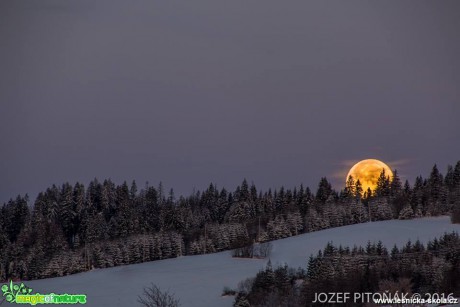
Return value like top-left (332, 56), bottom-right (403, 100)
top-left (346, 159), bottom-right (393, 192)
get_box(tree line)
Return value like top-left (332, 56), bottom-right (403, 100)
top-left (1, 161), bottom-right (459, 281)
top-left (233, 232), bottom-right (460, 306)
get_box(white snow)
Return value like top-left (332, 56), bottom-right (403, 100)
top-left (6, 216), bottom-right (460, 307)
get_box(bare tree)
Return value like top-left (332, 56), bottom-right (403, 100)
top-left (259, 242), bottom-right (272, 258)
top-left (237, 277), bottom-right (254, 294)
top-left (232, 244), bottom-right (254, 258)
top-left (137, 284), bottom-right (180, 307)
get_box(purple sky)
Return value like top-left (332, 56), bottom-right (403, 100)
top-left (1, 0), bottom-right (459, 203)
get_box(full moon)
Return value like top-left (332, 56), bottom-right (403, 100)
top-left (346, 159), bottom-right (393, 193)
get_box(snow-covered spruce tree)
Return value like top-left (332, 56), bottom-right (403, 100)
top-left (92, 244), bottom-right (107, 268)
top-left (369, 197), bottom-right (393, 221)
top-left (286, 211), bottom-right (303, 235)
top-left (121, 242), bottom-right (130, 264)
top-left (349, 199), bottom-right (368, 223)
top-left (304, 207), bottom-right (324, 232)
top-left (112, 245), bottom-right (123, 265)
top-left (398, 204), bottom-right (414, 220)
top-left (153, 235), bottom-right (163, 260)
top-left (225, 201), bottom-right (252, 223)
top-left (129, 239), bottom-right (142, 264)
top-left (172, 232), bottom-right (184, 257)
top-left (267, 216), bottom-right (290, 239)
top-left (323, 197), bottom-right (346, 228)
top-left (414, 204), bottom-right (423, 218)
top-left (216, 226), bottom-right (231, 251)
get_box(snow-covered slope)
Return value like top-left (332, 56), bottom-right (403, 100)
top-left (6, 216), bottom-right (460, 307)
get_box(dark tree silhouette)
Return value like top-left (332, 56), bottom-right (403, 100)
top-left (137, 284), bottom-right (180, 307)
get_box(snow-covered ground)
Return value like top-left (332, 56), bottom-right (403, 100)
top-left (5, 216), bottom-right (460, 307)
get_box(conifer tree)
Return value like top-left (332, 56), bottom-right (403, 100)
top-left (375, 169), bottom-right (391, 197)
top-left (344, 175), bottom-right (356, 198)
top-left (355, 179), bottom-right (363, 199)
top-left (316, 177), bottom-right (333, 205)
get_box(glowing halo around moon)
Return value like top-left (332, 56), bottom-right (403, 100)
top-left (346, 159), bottom-right (393, 193)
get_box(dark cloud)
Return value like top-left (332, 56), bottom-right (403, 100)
top-left (1, 0), bottom-right (459, 203)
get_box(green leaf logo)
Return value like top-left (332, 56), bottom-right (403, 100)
top-left (1, 280), bottom-right (34, 303)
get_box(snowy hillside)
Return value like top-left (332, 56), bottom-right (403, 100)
top-left (5, 216), bottom-right (460, 307)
